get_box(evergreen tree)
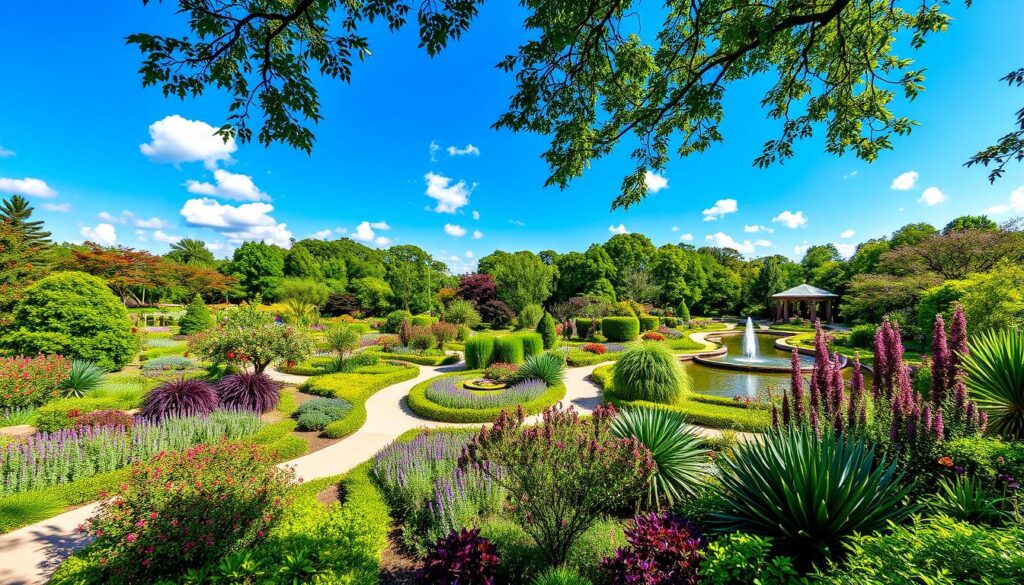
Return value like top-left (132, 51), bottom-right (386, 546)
top-left (178, 294), bottom-right (214, 334)
top-left (1, 194), bottom-right (51, 246)
top-left (536, 312), bottom-right (558, 349)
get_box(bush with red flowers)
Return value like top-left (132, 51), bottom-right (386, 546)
top-left (81, 443), bottom-right (292, 583)
top-left (0, 354), bottom-right (72, 408)
top-left (642, 331), bottom-right (666, 341)
top-left (215, 372), bottom-right (280, 413)
top-left (374, 334), bottom-right (402, 351)
top-left (416, 528), bottom-right (500, 585)
top-left (483, 362), bottom-right (520, 383)
top-left (74, 409), bottom-right (135, 429)
top-left (601, 512), bottom-right (706, 585)
top-left (139, 379), bottom-right (218, 421)
top-left (582, 343), bottom-right (607, 355)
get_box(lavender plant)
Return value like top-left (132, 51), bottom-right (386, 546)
top-left (425, 377), bottom-right (547, 410)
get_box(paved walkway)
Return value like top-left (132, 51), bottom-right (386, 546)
top-left (0, 341), bottom-right (742, 584)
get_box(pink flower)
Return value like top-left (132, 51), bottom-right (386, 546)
top-left (126, 533), bottom-right (138, 543)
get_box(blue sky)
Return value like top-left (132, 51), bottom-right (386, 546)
top-left (2, 2), bottom-right (1023, 272)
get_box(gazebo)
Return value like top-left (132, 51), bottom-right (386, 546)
top-left (772, 284), bottom-right (838, 323)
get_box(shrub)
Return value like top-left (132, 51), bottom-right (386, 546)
top-left (459, 404), bottom-right (654, 565)
top-left (383, 310), bottom-right (412, 333)
top-left (493, 336), bottom-right (526, 365)
top-left (178, 294), bottom-right (214, 335)
top-left (941, 436), bottom-right (1024, 489)
top-left (661, 317), bottom-right (680, 328)
top-left (961, 328), bottom-right (1024, 439)
top-left (294, 397), bottom-right (351, 431)
top-left (324, 324), bottom-right (360, 361)
top-left (431, 322), bottom-right (459, 347)
top-left (518, 303), bottom-right (544, 330)
top-left (613, 342), bottom-right (686, 404)
top-left (1, 271), bottom-right (139, 370)
top-left (537, 312), bottom-right (558, 349)
top-left (334, 351), bottom-right (381, 372)
top-left (80, 443), bottom-right (293, 583)
top-left (642, 331), bottom-right (665, 341)
top-left (480, 299), bottom-right (515, 329)
top-left (610, 407), bottom-right (707, 508)
top-left (464, 337), bottom-right (495, 369)
top-left (416, 528), bottom-right (500, 585)
top-left (296, 410), bottom-right (334, 432)
top-left (711, 426), bottom-right (916, 563)
top-left (190, 302), bottom-right (313, 373)
top-left (518, 332), bottom-right (544, 358)
top-left (484, 362), bottom-right (519, 383)
top-left (531, 567), bottom-right (593, 585)
top-left (516, 353), bottom-right (566, 386)
top-left (639, 315), bottom-right (660, 332)
top-left (0, 354), bottom-right (71, 408)
top-left (575, 318), bottom-right (600, 339)
top-left (60, 359), bottom-right (106, 399)
top-left (74, 409), bottom-right (135, 429)
top-left (215, 372), bottom-right (280, 413)
top-left (322, 292), bottom-right (360, 316)
top-left (930, 475), bottom-right (1009, 526)
top-left (442, 299), bottom-right (482, 328)
top-left (140, 355), bottom-right (197, 373)
top-left (676, 303), bottom-right (691, 322)
top-left (600, 513), bottom-right (705, 585)
top-left (140, 379), bottom-right (219, 420)
top-left (582, 343), bottom-right (606, 355)
top-left (846, 323), bottom-right (877, 349)
top-left (602, 316), bottom-right (640, 342)
top-left (700, 533), bottom-right (804, 585)
top-left (411, 314), bottom-right (434, 328)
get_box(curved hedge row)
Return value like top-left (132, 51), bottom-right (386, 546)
top-left (371, 352), bottom-right (460, 366)
top-left (465, 336), bottom-right (494, 369)
top-left (639, 316), bottom-right (660, 332)
top-left (601, 316), bottom-right (640, 342)
top-left (301, 363), bottom-right (419, 438)
top-left (407, 372), bottom-right (566, 423)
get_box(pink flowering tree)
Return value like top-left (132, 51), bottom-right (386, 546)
top-left (189, 301), bottom-right (312, 373)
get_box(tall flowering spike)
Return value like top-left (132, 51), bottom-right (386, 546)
top-left (897, 364), bottom-right (915, 410)
top-left (859, 402), bottom-right (867, 427)
top-left (930, 314), bottom-right (950, 405)
top-left (831, 353), bottom-right (845, 416)
top-left (781, 394), bottom-right (791, 426)
top-left (953, 379), bottom-right (967, 422)
top-left (885, 320), bottom-right (906, 395)
top-left (934, 408), bottom-right (945, 441)
top-left (790, 350), bottom-right (806, 422)
top-left (872, 320), bottom-right (890, 398)
top-left (965, 401), bottom-right (977, 434)
top-left (922, 404), bottom-right (933, 434)
top-left (809, 374), bottom-right (820, 414)
top-left (948, 302), bottom-right (969, 381)
top-left (771, 405), bottom-right (780, 430)
top-left (833, 411), bottom-right (844, 435)
top-left (812, 320), bottom-right (830, 395)
top-left (979, 411), bottom-right (988, 433)
top-left (809, 406), bottom-right (820, 437)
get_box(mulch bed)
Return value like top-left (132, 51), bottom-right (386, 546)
top-left (379, 527), bottom-right (419, 585)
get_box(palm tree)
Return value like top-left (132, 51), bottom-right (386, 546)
top-left (167, 238), bottom-right (214, 266)
top-left (0, 194), bottom-right (51, 246)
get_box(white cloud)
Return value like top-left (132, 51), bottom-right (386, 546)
top-left (97, 210), bottom-right (171, 229)
top-left (608, 224), bottom-right (629, 234)
top-left (445, 224), bottom-right (467, 237)
top-left (679, 233), bottom-right (694, 242)
top-left (41, 202), bottom-right (72, 212)
top-left (843, 170), bottom-right (858, 179)
top-left (311, 229), bottom-right (334, 240)
top-left (794, 243), bottom-right (810, 257)
top-left (81, 223), bottom-right (117, 246)
top-left (835, 243), bottom-right (857, 258)
top-left (890, 170), bottom-right (919, 191)
top-left (152, 230), bottom-right (182, 244)
top-left (424, 172), bottom-right (473, 213)
top-left (744, 224), bottom-right (774, 233)
top-left (134, 216), bottom-right (171, 229)
top-left (429, 141), bottom-right (440, 162)
top-left (671, 226), bottom-right (680, 232)
top-left (705, 232), bottom-right (764, 255)
top-left (140, 115), bottom-right (236, 169)
top-left (369, 221), bottom-right (391, 230)
top-left (772, 210), bottom-right (807, 229)
top-left (134, 229), bottom-right (147, 242)
top-left (986, 186), bottom-right (1024, 214)
top-left (351, 221), bottom-right (392, 246)
top-left (509, 219), bottom-right (525, 227)
top-left (0, 145), bottom-right (15, 158)
top-left (447, 144), bottom-right (481, 157)
top-left (753, 239), bottom-right (773, 248)
top-left (185, 169), bottom-right (269, 202)
top-left (840, 229), bottom-right (856, 239)
top-left (465, 250), bottom-right (475, 258)
top-left (472, 229), bottom-right (484, 239)
top-left (919, 186), bottom-right (948, 206)
top-left (375, 236), bottom-right (392, 247)
top-left (702, 198), bottom-right (738, 221)
top-left (179, 198), bottom-right (292, 246)
top-left (644, 171), bottom-right (669, 193)
top-left (472, 210), bottom-right (480, 220)
top-left (0, 177), bottom-right (57, 198)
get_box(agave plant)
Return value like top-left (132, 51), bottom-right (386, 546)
top-left (61, 360), bottom-right (106, 398)
top-left (515, 352), bottom-right (566, 386)
top-left (215, 372), bottom-right (280, 413)
top-left (610, 406), bottom-right (708, 509)
top-left (961, 329), bottom-right (1024, 439)
top-left (930, 476), bottom-right (1008, 526)
top-left (710, 425), bottom-right (916, 563)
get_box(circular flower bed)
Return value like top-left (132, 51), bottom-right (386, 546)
top-left (408, 372), bottom-right (566, 423)
top-left (463, 379), bottom-right (510, 391)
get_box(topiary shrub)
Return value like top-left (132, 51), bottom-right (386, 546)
top-left (612, 342), bottom-right (686, 404)
top-left (417, 528), bottom-right (500, 585)
top-left (178, 294), bottom-right (214, 335)
top-left (575, 318), bottom-right (600, 339)
top-left (677, 303), bottom-right (691, 323)
top-left (601, 513), bottom-right (705, 585)
top-left (215, 372), bottom-right (281, 413)
top-left (383, 310), bottom-right (412, 333)
top-left (411, 314), bottom-right (434, 328)
top-left (639, 316), bottom-right (660, 332)
top-left (519, 332), bottom-right (544, 358)
top-left (518, 303), bottom-right (544, 330)
top-left (493, 336), bottom-right (525, 365)
top-left (140, 379), bottom-right (218, 420)
top-left (602, 317), bottom-right (640, 342)
top-left (465, 336), bottom-right (495, 369)
top-left (537, 312), bottom-right (558, 349)
top-left (661, 317), bottom-right (679, 328)
top-left (1, 271), bottom-right (139, 370)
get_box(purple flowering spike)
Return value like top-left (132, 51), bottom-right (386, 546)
top-left (934, 408), bottom-right (945, 441)
top-left (931, 314), bottom-right (950, 405)
top-left (948, 303), bottom-right (969, 381)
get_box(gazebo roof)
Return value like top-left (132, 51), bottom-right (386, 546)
top-left (772, 284), bottom-right (838, 299)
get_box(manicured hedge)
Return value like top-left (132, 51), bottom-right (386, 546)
top-left (601, 316), bottom-right (640, 342)
top-left (519, 332), bottom-right (543, 358)
top-left (575, 318), bottom-right (601, 337)
top-left (407, 373), bottom-right (566, 423)
top-left (276, 356), bottom-right (337, 376)
top-left (301, 363), bottom-right (419, 438)
top-left (464, 336), bottom-right (495, 369)
top-left (371, 351), bottom-right (460, 366)
top-left (410, 315), bottom-right (434, 327)
top-left (591, 365), bottom-right (770, 432)
top-left (639, 316), bottom-right (660, 332)
top-left (661, 317), bottom-right (680, 327)
top-left (493, 336), bottom-right (525, 364)
top-left (565, 349), bottom-right (621, 367)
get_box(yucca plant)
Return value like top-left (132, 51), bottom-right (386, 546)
top-left (612, 342), bottom-right (686, 404)
top-left (323, 325), bottom-right (360, 361)
top-left (710, 425), bottom-right (917, 564)
top-left (961, 329), bottom-right (1024, 439)
top-left (61, 360), bottom-right (106, 398)
top-left (610, 406), bottom-right (708, 509)
top-left (930, 476), bottom-right (1008, 526)
top-left (515, 353), bottom-right (566, 386)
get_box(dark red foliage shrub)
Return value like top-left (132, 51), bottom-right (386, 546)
top-left (416, 528), bottom-right (500, 585)
top-left (215, 372), bottom-right (280, 413)
top-left (430, 322), bottom-right (459, 347)
top-left (582, 343), bottom-right (607, 355)
top-left (479, 300), bottom-right (515, 329)
top-left (374, 334), bottom-right (401, 351)
top-left (642, 331), bottom-right (665, 341)
top-left (601, 513), bottom-right (705, 585)
top-left (457, 273), bottom-right (497, 307)
top-left (322, 293), bottom-right (359, 316)
top-left (139, 379), bottom-right (218, 420)
top-left (75, 409), bottom-right (135, 429)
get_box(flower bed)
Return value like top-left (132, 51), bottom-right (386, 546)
top-left (0, 355), bottom-right (72, 409)
top-left (407, 371), bottom-right (565, 423)
top-left (300, 362), bottom-right (419, 438)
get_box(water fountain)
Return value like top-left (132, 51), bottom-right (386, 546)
top-left (741, 317), bottom-right (759, 362)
